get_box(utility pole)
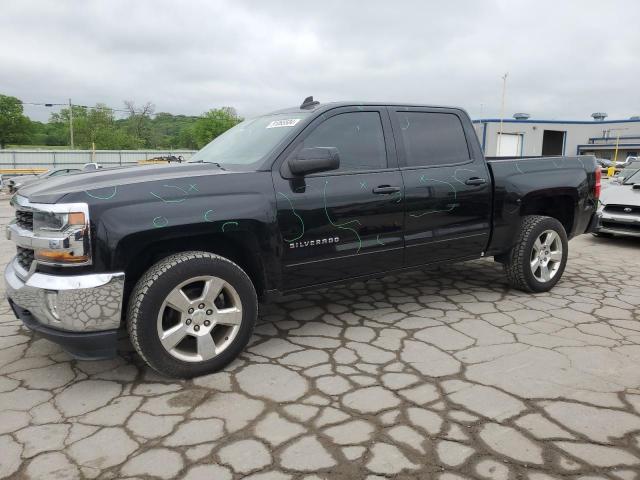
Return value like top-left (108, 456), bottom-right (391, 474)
top-left (497, 73), bottom-right (508, 156)
top-left (68, 98), bottom-right (75, 149)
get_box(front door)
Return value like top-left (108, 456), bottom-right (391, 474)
top-left (389, 108), bottom-right (492, 266)
top-left (272, 107), bottom-right (405, 290)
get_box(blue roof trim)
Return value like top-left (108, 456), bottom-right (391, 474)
top-left (473, 118), bottom-right (640, 125)
top-left (589, 136), bottom-right (640, 141)
top-left (577, 143), bottom-right (640, 148)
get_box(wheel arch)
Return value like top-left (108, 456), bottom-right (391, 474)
top-left (116, 230), bottom-right (270, 316)
top-left (519, 189), bottom-right (577, 237)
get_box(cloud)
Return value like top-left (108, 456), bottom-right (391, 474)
top-left (2, 0), bottom-right (639, 122)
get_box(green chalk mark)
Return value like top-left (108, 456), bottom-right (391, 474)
top-left (203, 210), bottom-right (215, 222)
top-left (150, 184), bottom-right (193, 203)
top-left (277, 192), bottom-right (305, 242)
top-left (85, 186), bottom-right (117, 200)
top-left (453, 168), bottom-right (476, 186)
top-left (221, 221), bottom-right (239, 232)
top-left (323, 180), bottom-right (362, 253)
top-left (410, 177), bottom-right (458, 217)
top-left (153, 216), bottom-right (168, 228)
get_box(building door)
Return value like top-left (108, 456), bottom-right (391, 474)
top-left (496, 133), bottom-right (522, 156)
top-left (542, 130), bottom-right (565, 155)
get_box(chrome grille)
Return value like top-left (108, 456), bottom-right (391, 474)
top-left (15, 210), bottom-right (33, 231)
top-left (16, 246), bottom-right (34, 271)
top-left (604, 204), bottom-right (640, 215)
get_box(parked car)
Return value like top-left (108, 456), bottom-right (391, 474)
top-left (593, 169), bottom-right (640, 237)
top-left (82, 162), bottom-right (103, 171)
top-left (596, 157), bottom-right (613, 169)
top-left (5, 99), bottom-right (600, 377)
top-left (611, 161), bottom-right (640, 184)
top-left (5, 167), bottom-right (82, 193)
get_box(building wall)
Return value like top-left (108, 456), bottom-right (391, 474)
top-left (473, 119), bottom-right (640, 158)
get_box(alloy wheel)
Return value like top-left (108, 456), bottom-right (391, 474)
top-left (530, 229), bottom-right (563, 282)
top-left (156, 275), bottom-right (243, 362)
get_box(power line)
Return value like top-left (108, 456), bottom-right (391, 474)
top-left (20, 101), bottom-right (133, 114)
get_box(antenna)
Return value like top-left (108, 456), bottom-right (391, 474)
top-left (300, 96), bottom-right (320, 109)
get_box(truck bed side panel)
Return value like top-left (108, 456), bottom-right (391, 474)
top-left (486, 156), bottom-right (597, 255)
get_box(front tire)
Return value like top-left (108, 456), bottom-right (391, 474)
top-left (504, 215), bottom-right (568, 293)
top-left (127, 251), bottom-right (257, 378)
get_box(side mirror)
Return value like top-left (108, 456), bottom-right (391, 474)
top-left (288, 147), bottom-right (340, 176)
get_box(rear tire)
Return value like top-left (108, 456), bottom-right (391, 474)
top-left (127, 251), bottom-right (257, 378)
top-left (504, 215), bottom-right (568, 293)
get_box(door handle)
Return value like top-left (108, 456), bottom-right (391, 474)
top-left (465, 177), bottom-right (487, 186)
top-left (372, 185), bottom-right (401, 194)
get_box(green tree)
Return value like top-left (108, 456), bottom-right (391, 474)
top-left (123, 101), bottom-right (155, 147)
top-left (193, 107), bottom-right (242, 148)
top-left (0, 94), bottom-right (31, 148)
top-left (50, 104), bottom-right (141, 149)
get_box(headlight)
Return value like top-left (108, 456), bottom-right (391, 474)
top-left (9, 196), bottom-right (92, 267)
top-left (32, 210), bottom-right (89, 265)
top-left (33, 211), bottom-right (85, 234)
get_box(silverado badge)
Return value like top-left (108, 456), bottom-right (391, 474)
top-left (289, 237), bottom-right (340, 249)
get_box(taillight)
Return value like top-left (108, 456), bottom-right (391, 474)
top-left (594, 167), bottom-right (602, 199)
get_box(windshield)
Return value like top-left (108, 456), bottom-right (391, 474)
top-left (189, 113), bottom-right (309, 169)
top-left (623, 168), bottom-right (640, 185)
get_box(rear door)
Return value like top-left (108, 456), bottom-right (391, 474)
top-left (272, 107), bottom-right (405, 290)
top-left (389, 107), bottom-right (491, 266)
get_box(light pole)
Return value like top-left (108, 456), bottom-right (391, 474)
top-left (607, 127), bottom-right (628, 177)
top-left (68, 98), bottom-right (74, 149)
top-left (42, 101), bottom-right (75, 148)
top-left (497, 73), bottom-right (508, 156)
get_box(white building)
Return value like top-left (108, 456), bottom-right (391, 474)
top-left (473, 114), bottom-right (640, 160)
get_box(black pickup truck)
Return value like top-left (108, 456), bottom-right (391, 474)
top-left (5, 98), bottom-right (600, 377)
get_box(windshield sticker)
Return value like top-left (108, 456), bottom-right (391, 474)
top-left (266, 119), bottom-right (301, 129)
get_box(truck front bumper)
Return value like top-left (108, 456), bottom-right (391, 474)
top-left (4, 259), bottom-right (125, 359)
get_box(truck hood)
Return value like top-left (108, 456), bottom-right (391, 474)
top-left (18, 163), bottom-right (231, 204)
top-left (600, 184), bottom-right (640, 207)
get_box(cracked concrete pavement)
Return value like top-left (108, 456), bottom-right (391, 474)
top-left (1, 198), bottom-right (640, 479)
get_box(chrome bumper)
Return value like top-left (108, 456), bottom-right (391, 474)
top-left (4, 259), bottom-right (125, 332)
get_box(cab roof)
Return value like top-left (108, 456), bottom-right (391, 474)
top-left (268, 98), bottom-right (463, 116)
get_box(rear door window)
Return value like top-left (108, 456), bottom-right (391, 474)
top-left (396, 112), bottom-right (470, 167)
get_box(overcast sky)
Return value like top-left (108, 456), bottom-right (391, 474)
top-left (2, 0), bottom-right (638, 122)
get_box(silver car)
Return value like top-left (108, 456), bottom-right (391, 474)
top-left (594, 169), bottom-right (640, 237)
top-left (611, 161), bottom-right (640, 184)
top-left (5, 167), bottom-right (81, 193)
